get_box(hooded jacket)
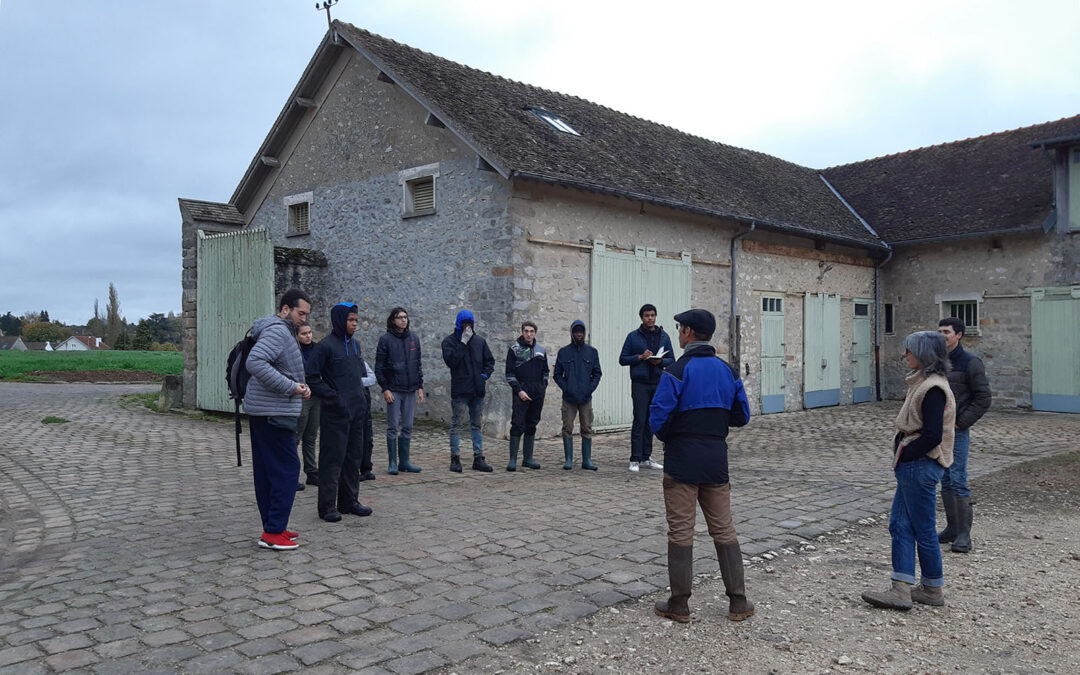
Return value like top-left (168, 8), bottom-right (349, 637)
top-left (554, 320), bottom-right (602, 404)
top-left (305, 303), bottom-right (369, 415)
top-left (619, 324), bottom-right (675, 384)
top-left (441, 309), bottom-right (495, 398)
top-left (375, 324), bottom-right (423, 393)
top-left (244, 315), bottom-right (305, 417)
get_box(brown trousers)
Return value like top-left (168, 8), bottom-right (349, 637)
top-left (662, 474), bottom-right (737, 547)
top-left (560, 400), bottom-right (594, 439)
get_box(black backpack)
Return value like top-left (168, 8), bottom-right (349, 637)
top-left (225, 331), bottom-right (256, 466)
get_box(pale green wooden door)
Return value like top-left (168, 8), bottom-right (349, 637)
top-left (589, 243), bottom-right (691, 428)
top-left (852, 300), bottom-right (873, 403)
top-left (196, 228), bottom-right (275, 412)
top-left (760, 296), bottom-right (785, 413)
top-left (803, 293), bottom-right (841, 408)
top-left (1031, 287), bottom-right (1080, 413)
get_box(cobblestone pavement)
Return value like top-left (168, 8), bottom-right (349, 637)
top-left (2, 382), bottom-right (1078, 674)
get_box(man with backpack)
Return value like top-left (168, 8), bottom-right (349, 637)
top-left (305, 302), bottom-right (374, 523)
top-left (244, 289), bottom-right (312, 551)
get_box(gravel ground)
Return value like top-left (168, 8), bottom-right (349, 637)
top-left (449, 451), bottom-right (1080, 674)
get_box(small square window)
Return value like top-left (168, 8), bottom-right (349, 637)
top-left (884, 303), bottom-right (894, 334)
top-left (400, 163), bottom-right (439, 218)
top-left (854, 303), bottom-right (869, 317)
top-left (284, 191), bottom-right (313, 237)
top-left (945, 301), bottom-right (979, 334)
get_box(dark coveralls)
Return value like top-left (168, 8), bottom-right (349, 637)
top-left (306, 303), bottom-right (369, 517)
top-left (506, 336), bottom-right (549, 437)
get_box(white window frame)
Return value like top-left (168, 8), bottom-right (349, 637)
top-left (399, 163), bottom-right (439, 218)
top-left (935, 291), bottom-right (983, 336)
top-left (528, 107), bottom-right (581, 136)
top-left (284, 191), bottom-right (313, 237)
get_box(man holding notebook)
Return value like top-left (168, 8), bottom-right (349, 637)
top-left (619, 303), bottom-right (675, 472)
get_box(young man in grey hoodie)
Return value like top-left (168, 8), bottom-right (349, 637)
top-left (245, 289), bottom-right (312, 551)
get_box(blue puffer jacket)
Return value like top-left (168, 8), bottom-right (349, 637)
top-left (649, 342), bottom-right (750, 485)
top-left (375, 328), bottom-right (423, 393)
top-left (554, 320), bottom-right (602, 404)
top-left (305, 303), bottom-right (369, 415)
top-left (243, 315), bottom-right (304, 417)
top-left (619, 325), bottom-right (675, 383)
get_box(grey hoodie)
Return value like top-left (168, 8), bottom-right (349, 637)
top-left (244, 315), bottom-right (305, 417)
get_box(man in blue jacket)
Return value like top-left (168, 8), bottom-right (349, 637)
top-left (376, 307), bottom-right (424, 475)
top-left (650, 309), bottom-right (753, 624)
top-left (553, 320), bottom-right (602, 470)
top-left (305, 303), bottom-right (374, 523)
top-left (441, 310), bottom-right (496, 472)
top-left (619, 304), bottom-right (675, 472)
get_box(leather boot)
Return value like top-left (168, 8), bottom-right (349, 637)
top-left (522, 435), bottom-right (541, 469)
top-left (562, 437), bottom-right (574, 470)
top-left (861, 580), bottom-right (913, 610)
top-left (716, 542), bottom-right (755, 621)
top-left (507, 435), bottom-right (520, 471)
top-left (910, 583), bottom-right (946, 606)
top-left (450, 453), bottom-right (462, 473)
top-left (938, 490), bottom-right (958, 543)
top-left (386, 437), bottom-right (399, 475)
top-left (471, 454), bottom-right (492, 472)
top-left (581, 437), bottom-right (597, 470)
top-left (951, 496), bottom-right (973, 553)
top-left (654, 543), bottom-right (693, 622)
top-left (398, 437), bottom-right (421, 473)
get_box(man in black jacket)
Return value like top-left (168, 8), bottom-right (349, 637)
top-left (553, 320), bottom-right (601, 470)
top-left (618, 304), bottom-right (675, 472)
top-left (376, 307), bottom-right (424, 475)
top-left (937, 318), bottom-right (992, 553)
top-left (505, 321), bottom-right (549, 471)
top-left (441, 309), bottom-right (495, 472)
top-left (305, 303), bottom-right (374, 522)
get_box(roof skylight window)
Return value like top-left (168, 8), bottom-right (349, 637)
top-left (528, 107), bottom-right (580, 136)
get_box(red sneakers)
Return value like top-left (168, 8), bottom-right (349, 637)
top-left (283, 530), bottom-right (299, 540)
top-left (258, 532), bottom-right (299, 550)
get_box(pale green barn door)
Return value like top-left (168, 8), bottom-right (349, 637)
top-left (197, 228), bottom-right (275, 412)
top-left (852, 300), bottom-right (873, 403)
top-left (589, 243), bottom-right (691, 428)
top-left (803, 293), bottom-right (841, 408)
top-left (1031, 287), bottom-right (1080, 413)
top-left (760, 296), bottom-right (785, 413)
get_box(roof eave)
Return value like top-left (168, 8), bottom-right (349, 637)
top-left (886, 224), bottom-right (1046, 247)
top-left (1029, 133), bottom-right (1080, 150)
top-left (511, 171), bottom-right (889, 253)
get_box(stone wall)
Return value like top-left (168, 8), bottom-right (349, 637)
top-left (880, 231), bottom-right (1080, 408)
top-left (735, 235), bottom-right (877, 414)
top-left (245, 51), bottom-right (516, 429)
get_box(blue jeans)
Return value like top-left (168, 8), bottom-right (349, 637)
top-left (450, 396), bottom-right (484, 456)
top-left (941, 428), bottom-right (970, 497)
top-left (385, 390), bottom-right (418, 441)
top-left (889, 459), bottom-right (945, 586)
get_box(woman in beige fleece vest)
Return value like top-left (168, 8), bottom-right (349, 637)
top-left (863, 331), bottom-right (956, 610)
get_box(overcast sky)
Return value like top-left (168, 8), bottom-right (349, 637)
top-left (1, 0), bottom-right (1078, 326)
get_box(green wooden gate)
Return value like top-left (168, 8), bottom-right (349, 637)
top-left (852, 299), bottom-right (873, 403)
top-left (803, 293), bottom-right (841, 408)
top-left (589, 242), bottom-right (692, 428)
top-left (196, 228), bottom-right (275, 412)
top-left (760, 295), bottom-right (786, 413)
top-left (1031, 286), bottom-right (1080, 413)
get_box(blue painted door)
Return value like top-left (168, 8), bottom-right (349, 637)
top-left (803, 293), bottom-right (841, 408)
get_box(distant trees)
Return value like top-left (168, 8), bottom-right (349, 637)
top-left (22, 321), bottom-right (68, 343)
top-left (105, 283), bottom-right (123, 347)
top-left (0, 312), bottom-right (21, 336)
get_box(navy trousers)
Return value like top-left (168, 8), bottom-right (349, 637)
top-left (249, 415), bottom-right (300, 534)
top-left (318, 404), bottom-right (366, 516)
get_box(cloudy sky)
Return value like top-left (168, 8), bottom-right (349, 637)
top-left (1, 0), bottom-right (1078, 326)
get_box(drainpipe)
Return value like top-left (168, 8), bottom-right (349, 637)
top-left (729, 221), bottom-right (757, 375)
top-left (874, 246), bottom-right (894, 401)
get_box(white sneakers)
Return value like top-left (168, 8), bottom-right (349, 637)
top-left (628, 459), bottom-right (663, 472)
top-left (628, 461), bottom-right (640, 472)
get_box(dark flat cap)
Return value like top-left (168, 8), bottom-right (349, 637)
top-left (674, 309), bottom-right (716, 336)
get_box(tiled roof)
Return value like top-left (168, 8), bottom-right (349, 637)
top-left (334, 23), bottom-right (885, 248)
top-left (822, 116), bottom-right (1080, 244)
top-left (178, 199), bottom-right (245, 225)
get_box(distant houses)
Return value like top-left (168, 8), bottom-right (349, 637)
top-left (0, 336), bottom-right (28, 351)
top-left (54, 336), bottom-right (111, 351)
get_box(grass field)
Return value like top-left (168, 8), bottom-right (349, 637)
top-left (0, 350), bottom-right (183, 380)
